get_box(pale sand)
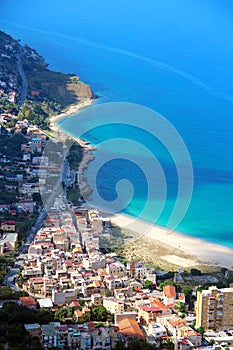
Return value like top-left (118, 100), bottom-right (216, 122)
top-left (110, 213), bottom-right (233, 269)
top-left (49, 99), bottom-right (95, 136)
top-left (161, 255), bottom-right (198, 268)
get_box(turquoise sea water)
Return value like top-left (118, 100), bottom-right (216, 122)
top-left (1, 0), bottom-right (233, 247)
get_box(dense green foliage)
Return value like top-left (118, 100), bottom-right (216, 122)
top-left (0, 134), bottom-right (26, 158)
top-left (67, 142), bottom-right (83, 170)
top-left (0, 99), bottom-right (19, 115)
top-left (0, 256), bottom-right (15, 286)
top-left (0, 286), bottom-right (27, 300)
top-left (21, 101), bottom-right (50, 129)
top-left (115, 337), bottom-right (175, 350)
top-left (91, 306), bottom-right (109, 322)
top-left (0, 302), bottom-right (54, 349)
top-left (144, 280), bottom-right (153, 289)
top-left (67, 185), bottom-right (80, 206)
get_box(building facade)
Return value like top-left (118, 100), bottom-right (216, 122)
top-left (196, 286), bottom-right (233, 330)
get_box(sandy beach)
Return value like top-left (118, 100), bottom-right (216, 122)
top-left (51, 99), bottom-right (233, 270)
top-left (49, 99), bottom-right (95, 136)
top-left (110, 213), bottom-right (233, 269)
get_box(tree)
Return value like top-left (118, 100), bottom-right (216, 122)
top-left (77, 313), bottom-right (89, 324)
top-left (190, 268), bottom-right (201, 276)
top-left (177, 302), bottom-right (186, 314)
top-left (159, 280), bottom-right (176, 290)
top-left (160, 338), bottom-right (175, 350)
top-left (91, 306), bottom-right (108, 321)
top-left (105, 289), bottom-right (112, 297)
top-left (127, 338), bottom-right (157, 349)
top-left (144, 280), bottom-right (153, 289)
top-left (197, 326), bottom-right (205, 339)
top-left (209, 339), bottom-right (215, 346)
top-left (181, 286), bottom-right (195, 310)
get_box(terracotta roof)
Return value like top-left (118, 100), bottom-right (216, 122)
top-left (163, 285), bottom-right (176, 298)
top-left (140, 305), bottom-right (161, 313)
top-left (119, 318), bottom-right (144, 339)
top-left (20, 296), bottom-right (37, 306)
top-left (186, 330), bottom-right (200, 337)
top-left (70, 300), bottom-right (81, 307)
top-left (29, 277), bottom-right (44, 283)
top-left (74, 309), bottom-right (83, 317)
top-left (151, 298), bottom-right (170, 310)
top-left (169, 317), bottom-right (186, 327)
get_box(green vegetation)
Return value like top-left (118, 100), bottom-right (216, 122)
top-left (177, 302), bottom-right (186, 314)
top-left (21, 101), bottom-right (50, 129)
top-left (0, 256), bottom-right (15, 286)
top-left (100, 225), bottom-right (126, 254)
top-left (67, 185), bottom-right (80, 206)
top-left (91, 306), bottom-right (110, 322)
top-left (197, 326), bottom-right (205, 339)
top-left (158, 280), bottom-right (176, 290)
top-left (0, 302), bottom-right (53, 349)
top-left (0, 99), bottom-right (19, 116)
top-left (0, 133), bottom-right (26, 158)
top-left (115, 337), bottom-right (175, 350)
top-left (0, 286), bottom-right (27, 300)
top-left (54, 307), bottom-right (73, 323)
top-left (144, 280), bottom-right (153, 289)
top-left (0, 30), bottom-right (94, 134)
top-left (67, 142), bottom-right (83, 170)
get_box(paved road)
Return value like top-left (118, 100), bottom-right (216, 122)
top-left (17, 48), bottom-right (28, 106)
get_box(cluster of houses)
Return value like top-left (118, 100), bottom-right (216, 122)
top-left (0, 39), bottom-right (20, 105)
top-left (16, 197), bottom-right (205, 349)
top-left (0, 219), bottom-right (18, 254)
top-left (0, 33), bottom-right (45, 110)
top-left (0, 126), bottom-right (61, 253)
top-left (0, 128), bottom-right (55, 214)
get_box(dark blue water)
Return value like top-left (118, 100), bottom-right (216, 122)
top-left (1, 0), bottom-right (233, 247)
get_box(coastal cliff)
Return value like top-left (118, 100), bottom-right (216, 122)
top-left (0, 30), bottom-right (96, 130)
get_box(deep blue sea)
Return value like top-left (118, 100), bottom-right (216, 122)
top-left (1, 0), bottom-right (233, 247)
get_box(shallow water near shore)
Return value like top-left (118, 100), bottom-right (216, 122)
top-left (1, 0), bottom-right (233, 248)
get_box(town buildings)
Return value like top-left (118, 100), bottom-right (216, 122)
top-left (196, 285), bottom-right (233, 331)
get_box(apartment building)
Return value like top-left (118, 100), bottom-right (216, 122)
top-left (196, 286), bottom-right (233, 330)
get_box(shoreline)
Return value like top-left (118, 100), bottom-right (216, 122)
top-left (51, 100), bottom-right (233, 270)
top-left (110, 212), bottom-right (233, 269)
top-left (49, 99), bottom-right (95, 136)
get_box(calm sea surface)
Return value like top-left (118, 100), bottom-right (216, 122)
top-left (1, 0), bottom-right (233, 247)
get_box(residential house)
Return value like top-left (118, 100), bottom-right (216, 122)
top-left (118, 318), bottom-right (145, 340)
top-left (1, 219), bottom-right (16, 232)
top-left (163, 285), bottom-right (176, 306)
top-left (20, 296), bottom-right (37, 310)
top-left (126, 262), bottom-right (145, 280)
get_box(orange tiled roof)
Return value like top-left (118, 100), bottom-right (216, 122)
top-left (119, 318), bottom-right (144, 339)
top-left (151, 298), bottom-right (170, 310)
top-left (74, 309), bottom-right (83, 317)
top-left (20, 296), bottom-right (37, 306)
top-left (169, 317), bottom-right (186, 327)
top-left (164, 285), bottom-right (176, 298)
top-left (186, 330), bottom-right (200, 337)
